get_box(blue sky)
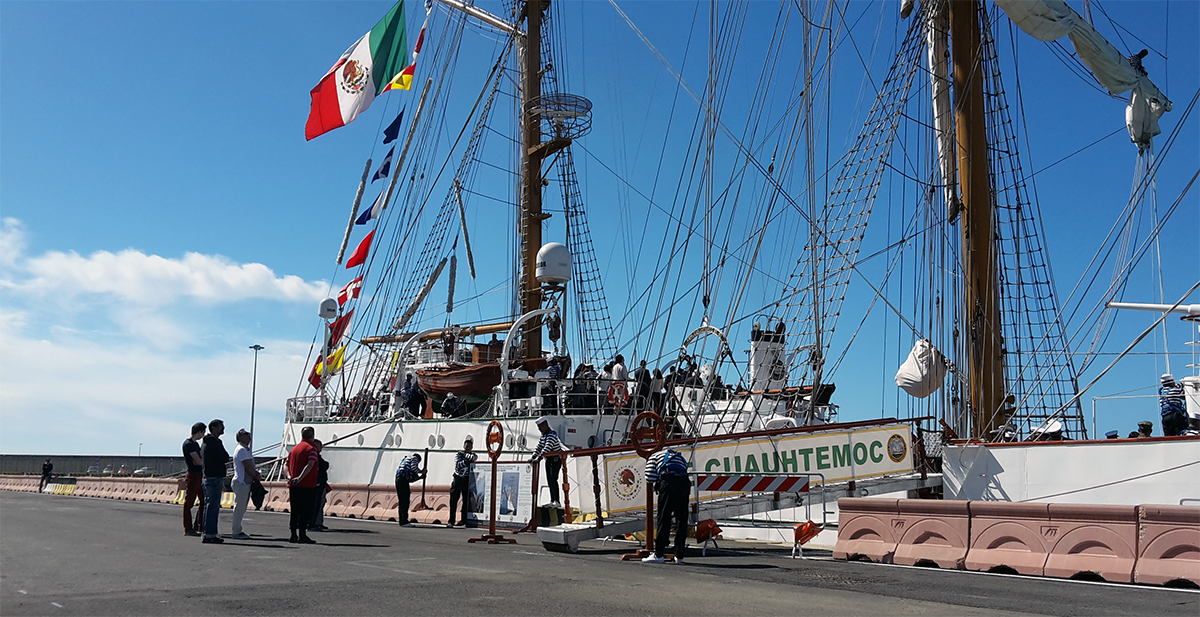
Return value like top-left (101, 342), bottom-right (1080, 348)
top-left (1, 0), bottom-right (1196, 456)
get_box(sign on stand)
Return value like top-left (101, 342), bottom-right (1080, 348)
top-left (603, 423), bottom-right (913, 515)
top-left (468, 463), bottom-right (534, 527)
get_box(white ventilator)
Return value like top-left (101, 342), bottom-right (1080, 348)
top-left (895, 340), bottom-right (948, 398)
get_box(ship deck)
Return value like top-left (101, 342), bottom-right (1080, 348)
top-left (1, 491), bottom-right (1195, 616)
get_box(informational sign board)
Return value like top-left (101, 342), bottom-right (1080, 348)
top-left (603, 424), bottom-right (913, 514)
top-left (468, 462), bottom-right (535, 527)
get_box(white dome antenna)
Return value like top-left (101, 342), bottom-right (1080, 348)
top-left (536, 243), bottom-right (572, 286)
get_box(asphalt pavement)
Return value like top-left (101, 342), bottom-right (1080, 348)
top-left (1, 491), bottom-right (1195, 616)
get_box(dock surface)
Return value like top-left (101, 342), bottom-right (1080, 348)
top-left (1, 491), bottom-right (1195, 616)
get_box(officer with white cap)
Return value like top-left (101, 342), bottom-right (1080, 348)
top-left (447, 435), bottom-right (477, 527)
top-left (530, 417), bottom-right (566, 507)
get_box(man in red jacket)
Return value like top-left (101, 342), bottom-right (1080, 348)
top-left (287, 426), bottom-right (319, 544)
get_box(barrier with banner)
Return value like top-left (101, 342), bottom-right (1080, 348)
top-left (603, 423), bottom-right (913, 514)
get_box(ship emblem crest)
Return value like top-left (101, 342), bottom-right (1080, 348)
top-left (887, 434), bottom-right (908, 463)
top-left (611, 463), bottom-right (642, 501)
top-left (340, 59), bottom-right (370, 95)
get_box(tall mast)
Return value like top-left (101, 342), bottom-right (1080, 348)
top-left (518, 0), bottom-right (546, 360)
top-left (949, 0), bottom-right (1004, 438)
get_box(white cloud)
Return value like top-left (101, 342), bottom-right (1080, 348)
top-left (0, 218), bottom-right (330, 455)
top-left (0, 217), bottom-right (26, 268)
top-left (18, 249), bottom-right (327, 306)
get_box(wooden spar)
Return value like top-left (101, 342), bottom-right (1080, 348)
top-left (381, 77), bottom-right (433, 213)
top-left (393, 257), bottom-right (447, 332)
top-left (336, 158), bottom-right (373, 264)
top-left (447, 254), bottom-right (457, 313)
top-left (361, 321), bottom-right (514, 345)
top-left (949, 0), bottom-right (1004, 438)
top-left (453, 180), bottom-right (477, 278)
top-left (518, 0), bottom-right (545, 360)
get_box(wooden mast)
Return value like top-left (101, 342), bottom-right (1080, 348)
top-left (519, 0), bottom-right (546, 360)
top-left (949, 0), bottom-right (1004, 438)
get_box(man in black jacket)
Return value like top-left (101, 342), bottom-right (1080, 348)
top-left (200, 419), bottom-right (230, 544)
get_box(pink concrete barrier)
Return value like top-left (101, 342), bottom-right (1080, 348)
top-left (1134, 504), bottom-right (1200, 587)
top-left (1044, 503), bottom-right (1138, 583)
top-left (834, 498), bottom-right (900, 563)
top-left (363, 485), bottom-right (401, 522)
top-left (965, 502), bottom-right (1051, 576)
top-left (327, 484), bottom-right (370, 518)
top-left (410, 492), bottom-right (451, 525)
top-left (893, 499), bottom-right (970, 569)
top-left (263, 482), bottom-right (290, 513)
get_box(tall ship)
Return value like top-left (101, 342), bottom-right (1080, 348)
top-left (278, 0), bottom-right (1196, 513)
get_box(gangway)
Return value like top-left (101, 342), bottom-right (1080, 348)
top-left (537, 470), bottom-right (942, 553)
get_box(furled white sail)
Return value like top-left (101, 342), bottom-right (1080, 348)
top-left (895, 339), bottom-right (948, 398)
top-left (995, 0), bottom-right (1171, 148)
top-left (923, 3), bottom-right (958, 216)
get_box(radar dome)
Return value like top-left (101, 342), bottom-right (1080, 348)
top-left (536, 243), bottom-right (572, 285)
top-left (318, 298), bottom-right (338, 320)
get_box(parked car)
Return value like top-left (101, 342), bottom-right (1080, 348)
top-left (132, 467), bottom-right (153, 476)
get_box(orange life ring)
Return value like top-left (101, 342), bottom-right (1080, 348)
top-left (607, 382), bottom-right (630, 408)
top-left (486, 420), bottom-right (504, 461)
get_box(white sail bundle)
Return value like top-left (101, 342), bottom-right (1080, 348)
top-left (995, 0), bottom-right (1172, 148)
top-left (895, 339), bottom-right (948, 398)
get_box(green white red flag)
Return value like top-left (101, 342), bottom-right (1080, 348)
top-left (305, 1), bottom-right (409, 140)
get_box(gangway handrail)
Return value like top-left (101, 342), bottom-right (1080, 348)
top-left (558, 416), bottom-right (933, 459)
top-left (688, 470), bottom-right (829, 528)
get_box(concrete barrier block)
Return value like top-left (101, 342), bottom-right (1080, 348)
top-left (834, 498), bottom-right (900, 563)
top-left (893, 499), bottom-right (970, 569)
top-left (1135, 504), bottom-right (1200, 587)
top-left (263, 482), bottom-right (290, 513)
top-left (363, 485), bottom-right (400, 521)
top-left (326, 484), bottom-right (370, 518)
top-left (1044, 503), bottom-right (1138, 583)
top-left (965, 501), bottom-right (1051, 575)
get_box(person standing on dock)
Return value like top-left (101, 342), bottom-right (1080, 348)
top-left (530, 417), bottom-right (566, 507)
top-left (181, 422), bottom-right (206, 536)
top-left (395, 453), bottom-right (424, 527)
top-left (200, 419), bottom-right (230, 544)
top-left (447, 436), bottom-right (477, 528)
top-left (309, 440), bottom-right (330, 532)
top-left (39, 458), bottom-right (53, 492)
top-left (230, 429), bottom-right (261, 540)
top-left (641, 448), bottom-right (691, 564)
top-left (287, 427), bottom-right (319, 544)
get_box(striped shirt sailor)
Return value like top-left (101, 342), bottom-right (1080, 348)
top-left (644, 449), bottom-right (688, 484)
top-left (397, 454), bottom-right (422, 482)
top-left (453, 451), bottom-right (478, 478)
top-left (530, 430), bottom-right (565, 463)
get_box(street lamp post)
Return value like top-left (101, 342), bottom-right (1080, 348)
top-left (249, 344), bottom-right (265, 436)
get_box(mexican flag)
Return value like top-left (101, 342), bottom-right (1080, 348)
top-left (305, 1), bottom-right (408, 141)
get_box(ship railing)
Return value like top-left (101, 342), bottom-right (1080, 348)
top-left (286, 395), bottom-right (398, 423)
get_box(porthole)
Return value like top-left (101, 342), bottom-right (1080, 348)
top-left (384, 435), bottom-right (394, 447)
top-left (331, 434), bottom-right (339, 443)
top-left (428, 434), bottom-right (437, 448)
top-left (394, 435), bottom-right (402, 447)
top-left (436, 434), bottom-right (446, 448)
top-left (506, 434), bottom-right (515, 449)
top-left (357, 435), bottom-right (364, 446)
top-left (518, 435), bottom-right (528, 450)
